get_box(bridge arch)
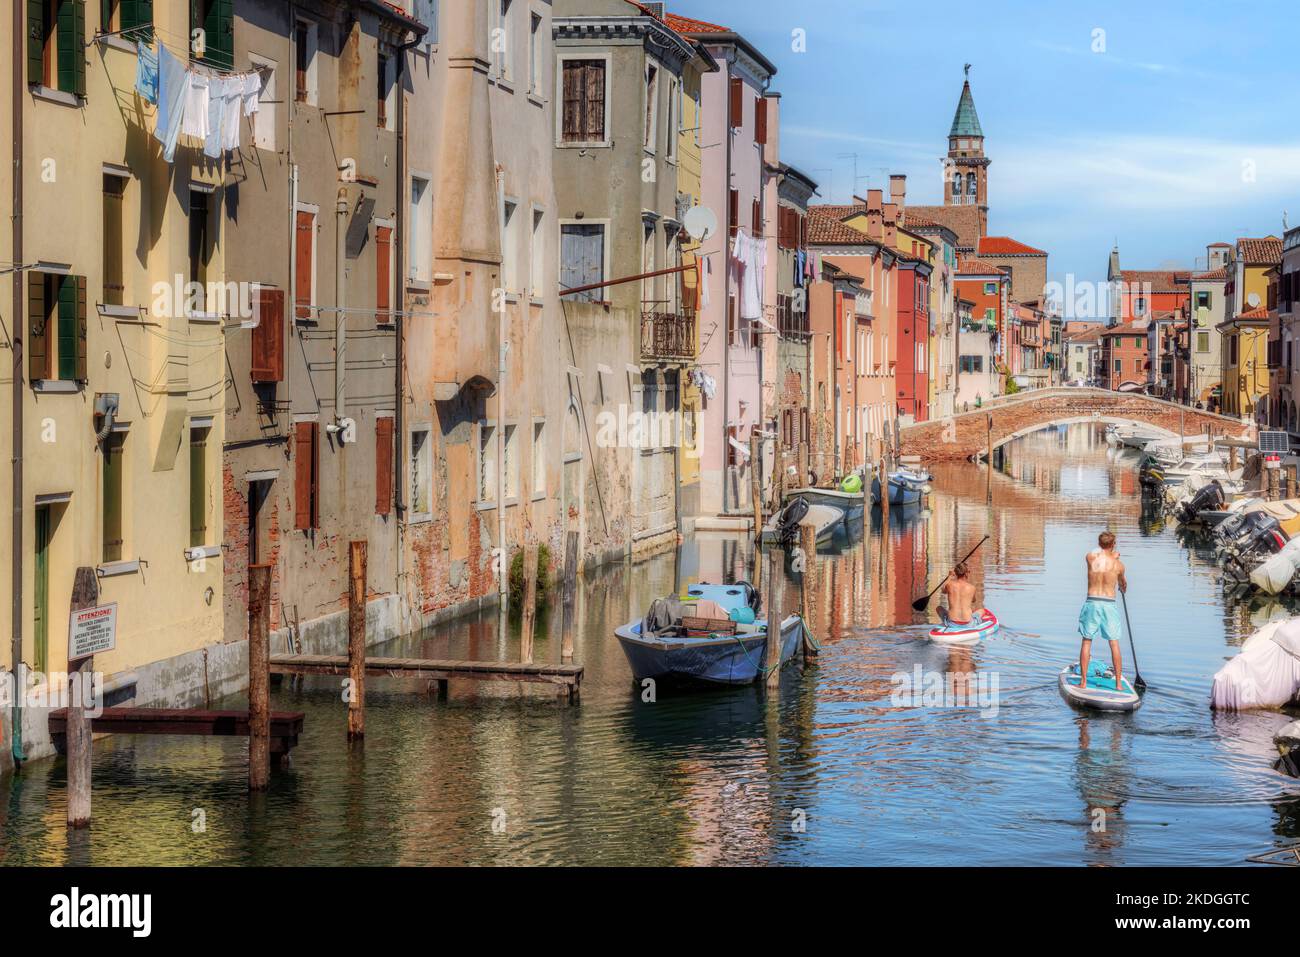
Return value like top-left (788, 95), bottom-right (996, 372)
top-left (900, 388), bottom-right (1255, 462)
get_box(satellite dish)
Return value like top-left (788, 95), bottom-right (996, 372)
top-left (683, 206), bottom-right (718, 243)
top-left (1247, 292), bottom-right (1261, 308)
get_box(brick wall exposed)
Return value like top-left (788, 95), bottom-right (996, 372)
top-left (900, 388), bottom-right (1255, 461)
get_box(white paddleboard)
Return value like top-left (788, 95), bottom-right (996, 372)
top-left (928, 610), bottom-right (999, 646)
top-left (1058, 662), bottom-right (1142, 712)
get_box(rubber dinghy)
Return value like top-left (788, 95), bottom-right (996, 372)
top-left (927, 610), bottom-right (998, 646)
top-left (1058, 661), bottom-right (1143, 712)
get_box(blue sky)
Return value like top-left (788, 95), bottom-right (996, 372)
top-left (674, 0), bottom-right (1299, 296)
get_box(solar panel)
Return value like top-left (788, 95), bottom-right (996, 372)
top-left (1259, 431), bottom-right (1290, 454)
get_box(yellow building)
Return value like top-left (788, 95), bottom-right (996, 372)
top-left (1217, 237), bottom-right (1282, 420)
top-left (3, 2), bottom-right (227, 763)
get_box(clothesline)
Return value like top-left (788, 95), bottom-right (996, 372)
top-left (96, 23), bottom-right (241, 73)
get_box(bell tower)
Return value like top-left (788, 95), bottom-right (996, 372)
top-left (943, 65), bottom-right (989, 236)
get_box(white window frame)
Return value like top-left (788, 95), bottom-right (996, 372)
top-left (477, 420), bottom-right (498, 507)
top-left (531, 417), bottom-right (547, 498)
top-left (502, 196), bottom-right (521, 296)
top-left (408, 424), bottom-right (433, 523)
top-left (248, 53), bottom-right (278, 151)
top-left (529, 204), bottom-right (546, 301)
top-left (409, 172), bottom-right (433, 283)
top-left (643, 59), bottom-right (660, 154)
top-left (554, 52), bottom-right (612, 149)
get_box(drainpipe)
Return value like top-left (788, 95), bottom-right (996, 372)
top-left (394, 36), bottom-right (415, 627)
top-left (11, 0), bottom-right (25, 764)
top-left (334, 189), bottom-right (348, 428)
top-left (496, 166), bottom-right (507, 606)
top-left (721, 52), bottom-right (734, 515)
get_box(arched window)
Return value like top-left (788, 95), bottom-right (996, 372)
top-left (967, 173), bottom-right (977, 196)
top-left (951, 172), bottom-right (961, 198)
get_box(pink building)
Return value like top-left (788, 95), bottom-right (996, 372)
top-left (668, 13), bottom-right (778, 519)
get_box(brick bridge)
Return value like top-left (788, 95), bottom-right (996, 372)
top-left (900, 388), bottom-right (1257, 462)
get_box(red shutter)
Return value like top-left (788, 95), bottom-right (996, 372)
top-left (251, 287), bottom-right (285, 382)
top-left (375, 225), bottom-right (392, 324)
top-left (752, 198), bottom-right (761, 237)
top-left (375, 416), bottom-right (393, 516)
top-left (294, 421), bottom-right (318, 530)
top-left (295, 211), bottom-right (314, 320)
top-left (728, 77), bottom-right (743, 128)
top-left (755, 96), bottom-right (768, 145)
top-left (728, 189), bottom-right (739, 236)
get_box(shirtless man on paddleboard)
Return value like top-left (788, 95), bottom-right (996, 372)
top-left (940, 563), bottom-right (984, 628)
top-left (1078, 531), bottom-right (1127, 689)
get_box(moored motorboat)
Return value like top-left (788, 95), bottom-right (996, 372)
top-left (785, 485), bottom-right (865, 520)
top-left (760, 498), bottom-right (843, 546)
top-left (614, 582), bottom-right (805, 685)
top-left (872, 469), bottom-right (930, 506)
top-left (927, 609), bottom-right (999, 645)
top-left (1058, 661), bottom-right (1143, 712)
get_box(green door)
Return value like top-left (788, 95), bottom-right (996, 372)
top-left (34, 505), bottom-right (50, 674)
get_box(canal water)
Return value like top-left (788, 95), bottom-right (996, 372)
top-left (3, 422), bottom-right (1299, 865)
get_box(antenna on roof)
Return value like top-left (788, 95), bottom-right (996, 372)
top-left (964, 63), bottom-right (971, 78)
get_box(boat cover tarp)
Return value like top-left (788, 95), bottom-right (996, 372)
top-left (1211, 618), bottom-right (1300, 710)
top-left (1249, 537), bottom-right (1300, 594)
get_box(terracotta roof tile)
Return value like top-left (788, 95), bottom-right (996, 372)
top-left (955, 256), bottom-right (1008, 276)
top-left (807, 207), bottom-right (871, 246)
top-left (664, 12), bottom-right (730, 34)
top-left (905, 205), bottom-right (982, 249)
top-left (978, 236), bottom-right (1047, 257)
top-left (1238, 306), bottom-right (1272, 320)
top-left (1192, 267), bottom-right (1228, 281)
top-left (1065, 327), bottom-right (1104, 344)
top-left (1114, 269), bottom-right (1191, 292)
top-left (1237, 236), bottom-right (1282, 264)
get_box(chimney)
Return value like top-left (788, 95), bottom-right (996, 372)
top-left (889, 174), bottom-right (906, 210)
top-left (883, 203), bottom-right (898, 246)
top-left (866, 189), bottom-right (882, 213)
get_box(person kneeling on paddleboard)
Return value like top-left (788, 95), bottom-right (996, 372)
top-left (1078, 532), bottom-right (1127, 690)
top-left (939, 563), bottom-right (984, 630)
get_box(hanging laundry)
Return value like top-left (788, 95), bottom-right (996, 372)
top-left (220, 76), bottom-right (244, 151)
top-left (699, 254), bottom-right (711, 309)
top-left (182, 69), bottom-right (210, 140)
top-left (731, 230), bottom-right (765, 321)
top-left (154, 45), bottom-right (190, 163)
top-left (241, 72), bottom-right (261, 115)
top-left (135, 42), bottom-right (159, 105)
top-left (203, 73), bottom-right (229, 159)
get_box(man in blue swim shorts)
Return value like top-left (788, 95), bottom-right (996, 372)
top-left (1078, 531), bottom-right (1127, 690)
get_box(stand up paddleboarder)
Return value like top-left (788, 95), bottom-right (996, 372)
top-left (1078, 532), bottom-right (1127, 689)
top-left (939, 563), bottom-right (985, 630)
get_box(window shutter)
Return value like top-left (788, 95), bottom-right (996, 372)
top-left (585, 61), bottom-right (605, 141)
top-left (27, 272), bottom-right (50, 380)
top-left (728, 189), bottom-right (738, 236)
top-left (295, 211), bottom-right (313, 319)
top-left (755, 96), bottom-right (767, 145)
top-left (251, 287), bottom-right (284, 382)
top-left (57, 0), bottom-right (86, 96)
top-left (561, 61), bottom-right (582, 141)
top-left (752, 198), bottom-right (761, 237)
top-left (27, 0), bottom-right (44, 86)
top-left (375, 225), bottom-right (392, 323)
top-left (375, 417), bottom-right (393, 516)
top-left (728, 77), bottom-right (743, 128)
top-left (294, 421), bottom-right (317, 530)
top-left (75, 275), bottom-right (88, 380)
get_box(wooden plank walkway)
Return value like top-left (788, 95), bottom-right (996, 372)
top-left (49, 707), bottom-right (305, 757)
top-left (269, 654), bottom-right (583, 701)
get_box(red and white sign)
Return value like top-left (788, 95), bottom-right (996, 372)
top-left (68, 603), bottom-right (117, 661)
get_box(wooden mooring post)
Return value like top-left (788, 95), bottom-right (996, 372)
top-left (798, 523), bottom-right (819, 659)
top-left (248, 563), bottom-right (272, 789)
top-left (764, 543), bottom-right (784, 688)
top-left (520, 541), bottom-right (539, 665)
top-left (1288, 464), bottom-right (1298, 501)
top-left (986, 413), bottom-right (993, 502)
top-left (750, 431), bottom-right (764, 540)
top-left (66, 567), bottom-right (98, 829)
top-left (560, 529), bottom-right (578, 663)
top-left (878, 458), bottom-right (890, 527)
top-left (347, 542), bottom-right (367, 741)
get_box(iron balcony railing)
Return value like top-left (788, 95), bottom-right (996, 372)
top-left (641, 309), bottom-right (697, 362)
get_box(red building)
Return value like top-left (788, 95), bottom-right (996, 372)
top-left (894, 239), bottom-right (932, 423)
top-left (1098, 320), bottom-right (1150, 391)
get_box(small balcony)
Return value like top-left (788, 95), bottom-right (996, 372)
top-left (641, 309), bottom-right (697, 362)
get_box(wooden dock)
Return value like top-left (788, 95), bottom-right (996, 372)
top-left (269, 654), bottom-right (583, 702)
top-left (49, 707), bottom-right (306, 758)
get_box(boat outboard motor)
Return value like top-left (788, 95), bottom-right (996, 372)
top-left (733, 580), bottom-right (763, 615)
top-left (774, 497), bottom-right (809, 547)
top-left (1220, 512), bottom-right (1287, 580)
top-left (1175, 480), bottom-right (1225, 525)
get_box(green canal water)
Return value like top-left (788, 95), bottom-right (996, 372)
top-left (3, 422), bottom-right (1298, 865)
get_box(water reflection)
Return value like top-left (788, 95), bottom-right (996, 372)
top-left (2, 423), bottom-right (1298, 865)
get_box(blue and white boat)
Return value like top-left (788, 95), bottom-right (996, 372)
top-left (614, 582), bottom-right (806, 686)
top-left (872, 468), bottom-right (931, 506)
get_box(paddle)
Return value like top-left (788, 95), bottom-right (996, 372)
top-left (911, 535), bottom-right (990, 611)
top-left (1119, 589), bottom-right (1148, 694)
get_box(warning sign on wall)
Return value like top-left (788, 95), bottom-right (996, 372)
top-left (68, 603), bottom-right (118, 661)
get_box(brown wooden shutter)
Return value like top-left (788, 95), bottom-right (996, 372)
top-left (375, 416), bottom-right (393, 516)
top-left (375, 225), bottom-right (392, 324)
top-left (562, 60), bottom-right (582, 141)
top-left (294, 421), bottom-right (318, 530)
top-left (251, 287), bottom-right (284, 382)
top-left (75, 275), bottom-right (87, 380)
top-left (28, 272), bottom-right (50, 380)
top-left (585, 61), bottom-right (605, 141)
top-left (728, 77), bottom-right (743, 128)
top-left (752, 198), bottom-right (761, 237)
top-left (295, 211), bottom-right (313, 320)
top-left (755, 96), bottom-right (768, 145)
top-left (728, 189), bottom-right (739, 236)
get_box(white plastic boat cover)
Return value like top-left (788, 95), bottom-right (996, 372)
top-left (1248, 537), bottom-right (1300, 595)
top-left (1211, 619), bottom-right (1300, 710)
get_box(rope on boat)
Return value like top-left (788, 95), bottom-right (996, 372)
top-left (722, 615), bottom-right (821, 677)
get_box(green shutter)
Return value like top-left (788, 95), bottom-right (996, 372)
top-left (57, 0), bottom-right (86, 97)
top-left (57, 274), bottom-right (76, 381)
top-left (126, 0), bottom-right (152, 41)
top-left (27, 0), bottom-right (44, 87)
top-left (75, 275), bottom-right (88, 381)
top-left (28, 271), bottom-right (49, 380)
top-left (200, 0), bottom-right (232, 67)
